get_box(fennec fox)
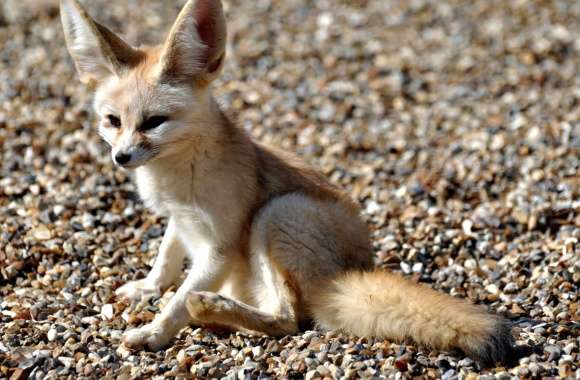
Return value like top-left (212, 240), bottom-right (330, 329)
top-left (61, 0), bottom-right (514, 366)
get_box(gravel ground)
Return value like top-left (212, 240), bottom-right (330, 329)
top-left (1, 0), bottom-right (579, 379)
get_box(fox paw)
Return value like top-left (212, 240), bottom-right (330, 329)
top-left (123, 322), bottom-right (172, 351)
top-left (186, 291), bottom-right (233, 318)
top-left (116, 279), bottom-right (161, 302)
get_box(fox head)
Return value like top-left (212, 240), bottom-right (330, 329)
top-left (60, 0), bottom-right (227, 168)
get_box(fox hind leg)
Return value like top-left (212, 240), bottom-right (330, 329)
top-left (186, 291), bottom-right (298, 336)
top-left (184, 226), bottom-right (305, 336)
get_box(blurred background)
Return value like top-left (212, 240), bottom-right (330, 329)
top-left (0, 0), bottom-right (578, 378)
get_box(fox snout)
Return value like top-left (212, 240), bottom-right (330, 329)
top-left (114, 151), bottom-right (131, 166)
top-left (111, 142), bottom-right (154, 169)
top-left (113, 150), bottom-right (134, 167)
top-left (100, 118), bottom-right (159, 169)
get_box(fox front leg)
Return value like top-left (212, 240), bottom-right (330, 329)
top-left (122, 243), bottom-right (229, 350)
top-left (116, 219), bottom-right (186, 302)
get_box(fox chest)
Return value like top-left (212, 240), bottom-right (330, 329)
top-left (134, 168), bottom-right (221, 242)
top-left (135, 167), bottom-right (195, 215)
top-left (134, 166), bottom-right (244, 248)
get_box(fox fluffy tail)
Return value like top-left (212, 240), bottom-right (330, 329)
top-left (310, 269), bottom-right (514, 366)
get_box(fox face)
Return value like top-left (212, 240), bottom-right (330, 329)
top-left (60, 0), bottom-right (227, 168)
top-left (93, 69), bottom-right (205, 168)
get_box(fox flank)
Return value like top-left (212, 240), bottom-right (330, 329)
top-left (61, 0), bottom-right (516, 366)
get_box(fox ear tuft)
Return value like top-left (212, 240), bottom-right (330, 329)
top-left (60, 0), bottom-right (143, 85)
top-left (159, 0), bottom-right (227, 85)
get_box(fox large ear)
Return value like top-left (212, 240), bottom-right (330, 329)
top-left (158, 0), bottom-right (227, 85)
top-left (60, 0), bottom-right (143, 85)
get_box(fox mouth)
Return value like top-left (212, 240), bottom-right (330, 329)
top-left (113, 150), bottom-right (159, 169)
top-left (116, 161), bottom-right (142, 170)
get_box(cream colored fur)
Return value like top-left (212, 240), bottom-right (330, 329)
top-left (61, 0), bottom-right (514, 366)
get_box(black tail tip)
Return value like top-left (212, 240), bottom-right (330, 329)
top-left (467, 319), bottom-right (522, 368)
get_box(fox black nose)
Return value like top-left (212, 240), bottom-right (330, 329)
top-left (114, 152), bottom-right (132, 165)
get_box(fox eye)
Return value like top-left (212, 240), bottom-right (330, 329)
top-left (140, 115), bottom-right (169, 132)
top-left (106, 115), bottom-right (121, 128)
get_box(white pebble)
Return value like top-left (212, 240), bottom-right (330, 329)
top-left (251, 346), bottom-right (264, 358)
top-left (47, 328), bottom-right (57, 342)
top-left (412, 262), bottom-right (423, 273)
top-left (101, 304), bottom-right (114, 320)
top-left (485, 284), bottom-right (499, 294)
